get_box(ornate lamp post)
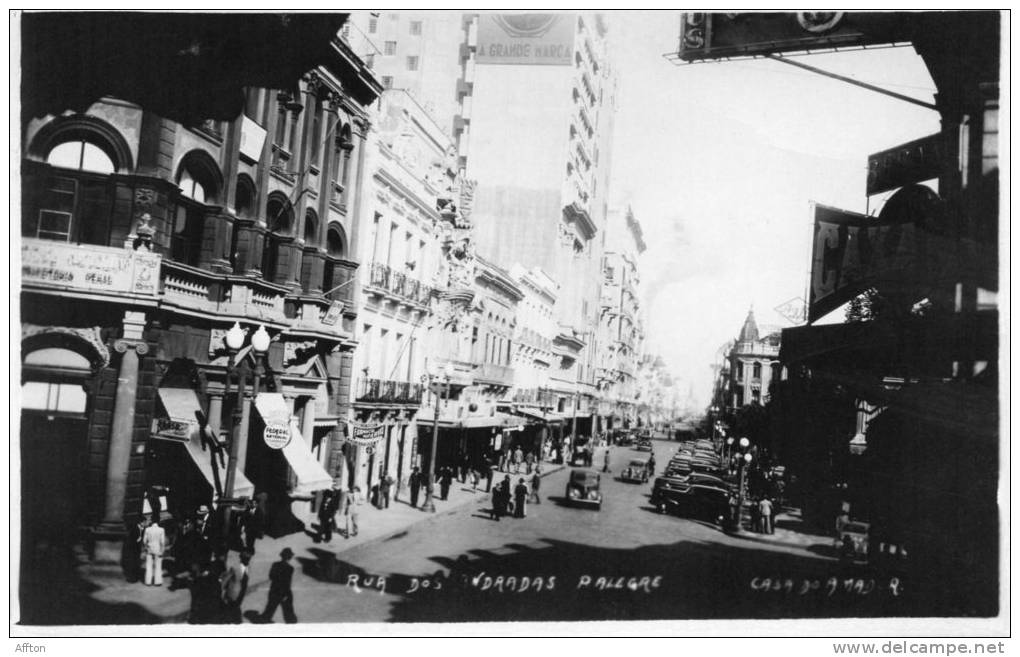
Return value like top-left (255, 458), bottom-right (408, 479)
top-left (731, 436), bottom-right (753, 534)
top-left (423, 362), bottom-right (455, 513)
top-left (222, 323), bottom-right (271, 527)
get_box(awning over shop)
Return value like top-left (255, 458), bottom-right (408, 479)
top-left (156, 388), bottom-right (254, 499)
top-left (461, 412), bottom-right (523, 430)
top-left (255, 393), bottom-right (332, 495)
top-left (507, 406), bottom-right (566, 425)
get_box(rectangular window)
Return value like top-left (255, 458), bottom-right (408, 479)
top-left (31, 177), bottom-right (76, 241)
top-left (384, 41), bottom-right (397, 55)
top-left (21, 381), bottom-right (87, 414)
top-left (381, 76), bottom-right (393, 89)
top-left (368, 17), bottom-right (378, 33)
top-left (409, 21), bottom-right (422, 35)
top-left (171, 203), bottom-right (205, 267)
top-left (406, 56), bottom-right (419, 71)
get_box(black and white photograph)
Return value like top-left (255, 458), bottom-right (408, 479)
top-left (11, 9), bottom-right (1006, 639)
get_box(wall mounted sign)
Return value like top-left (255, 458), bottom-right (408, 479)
top-left (263, 422), bottom-right (291, 449)
top-left (22, 238), bottom-right (161, 298)
top-left (476, 13), bottom-right (576, 66)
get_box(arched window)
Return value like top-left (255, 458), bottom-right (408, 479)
top-left (28, 137), bottom-right (118, 244)
top-left (322, 225), bottom-right (347, 298)
top-left (172, 152), bottom-right (221, 267)
top-left (262, 195), bottom-right (293, 283)
top-left (46, 139), bottom-right (115, 174)
top-left (303, 209), bottom-right (318, 245)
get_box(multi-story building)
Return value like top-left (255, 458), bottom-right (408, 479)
top-left (346, 88), bottom-right (450, 496)
top-left (19, 16), bottom-right (381, 559)
top-left (345, 12), bottom-right (619, 444)
top-left (597, 206), bottom-right (647, 430)
top-left (507, 264), bottom-right (565, 454)
top-left (725, 309), bottom-right (782, 410)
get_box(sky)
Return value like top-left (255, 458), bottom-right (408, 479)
top-left (603, 11), bottom-right (942, 409)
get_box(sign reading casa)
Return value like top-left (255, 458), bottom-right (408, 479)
top-left (477, 14), bottom-right (576, 66)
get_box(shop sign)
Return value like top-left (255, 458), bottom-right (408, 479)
top-left (477, 14), bottom-right (576, 66)
top-left (676, 12), bottom-right (913, 62)
top-left (263, 422), bottom-right (291, 449)
top-left (322, 300), bottom-right (345, 326)
top-left (239, 115), bottom-right (267, 162)
top-left (151, 416), bottom-right (194, 443)
top-left (866, 133), bottom-right (944, 196)
top-left (808, 191), bottom-right (948, 322)
top-left (22, 238), bottom-right (161, 298)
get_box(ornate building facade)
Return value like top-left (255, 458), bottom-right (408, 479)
top-left (19, 23), bottom-right (381, 557)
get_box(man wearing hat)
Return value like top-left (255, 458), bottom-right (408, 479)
top-left (259, 547), bottom-right (297, 623)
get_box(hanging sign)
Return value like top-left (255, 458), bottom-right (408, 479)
top-left (263, 422), bottom-right (291, 449)
top-left (322, 301), bottom-right (345, 326)
top-left (338, 422), bottom-right (386, 447)
top-left (151, 416), bottom-right (195, 443)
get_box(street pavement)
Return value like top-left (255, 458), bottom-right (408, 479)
top-left (19, 439), bottom-right (912, 626)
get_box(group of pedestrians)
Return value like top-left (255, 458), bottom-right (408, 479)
top-left (315, 482), bottom-right (364, 543)
top-left (489, 470), bottom-right (542, 521)
top-left (498, 447), bottom-right (540, 475)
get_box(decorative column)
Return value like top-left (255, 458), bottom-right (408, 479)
top-left (101, 311), bottom-right (149, 528)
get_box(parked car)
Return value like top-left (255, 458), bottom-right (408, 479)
top-left (838, 521), bottom-right (871, 564)
top-left (565, 469), bottom-right (602, 510)
top-left (620, 458), bottom-right (651, 483)
top-left (636, 438), bottom-right (654, 452)
top-left (652, 476), bottom-right (729, 523)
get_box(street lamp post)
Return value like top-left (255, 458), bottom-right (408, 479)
top-left (221, 323), bottom-right (271, 529)
top-left (423, 363), bottom-right (455, 513)
top-left (731, 437), bottom-right (753, 534)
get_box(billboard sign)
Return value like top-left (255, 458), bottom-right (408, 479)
top-left (677, 12), bottom-right (914, 62)
top-left (867, 133), bottom-right (945, 196)
top-left (477, 13), bottom-right (576, 66)
top-left (22, 238), bottom-right (161, 298)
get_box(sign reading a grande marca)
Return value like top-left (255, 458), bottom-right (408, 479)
top-left (476, 13), bottom-right (576, 66)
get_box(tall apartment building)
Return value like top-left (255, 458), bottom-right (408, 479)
top-left (597, 206), bottom-right (647, 429)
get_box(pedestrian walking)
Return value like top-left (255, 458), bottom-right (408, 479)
top-left (220, 550), bottom-right (252, 624)
top-left (525, 451), bottom-right (535, 474)
top-left (514, 478), bottom-right (528, 518)
top-left (513, 446), bottom-right (524, 474)
top-left (409, 467), bottom-right (422, 508)
top-left (316, 486), bottom-right (339, 542)
top-left (530, 469), bottom-right (542, 504)
top-left (486, 458), bottom-right (495, 492)
top-left (345, 486), bottom-right (363, 537)
top-left (460, 454), bottom-right (470, 483)
top-left (259, 548), bottom-right (297, 624)
top-left (440, 467), bottom-right (453, 501)
top-left (602, 447), bottom-right (611, 474)
top-left (758, 497), bottom-right (774, 534)
top-left (471, 469), bottom-right (480, 491)
top-left (188, 561), bottom-right (223, 624)
top-left (242, 498), bottom-right (265, 553)
top-left (490, 485), bottom-right (502, 521)
top-left (142, 514), bottom-right (166, 586)
top-left (379, 474), bottom-right (394, 510)
top-left (499, 475), bottom-right (512, 517)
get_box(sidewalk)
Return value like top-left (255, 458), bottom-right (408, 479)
top-left (70, 461), bottom-right (565, 622)
top-left (729, 506), bottom-right (834, 555)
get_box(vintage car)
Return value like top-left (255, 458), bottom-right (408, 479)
top-left (838, 521), bottom-right (871, 564)
top-left (565, 469), bottom-right (602, 510)
top-left (651, 476), bottom-right (729, 523)
top-left (636, 438), bottom-right (654, 452)
top-left (620, 458), bottom-right (651, 483)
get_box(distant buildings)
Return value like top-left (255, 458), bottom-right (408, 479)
top-left (712, 309), bottom-right (782, 412)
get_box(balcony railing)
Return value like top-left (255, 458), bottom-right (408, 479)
top-left (367, 262), bottom-right (433, 306)
top-left (513, 387), bottom-right (557, 407)
top-left (356, 377), bottom-right (424, 404)
top-left (474, 362), bottom-right (515, 387)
